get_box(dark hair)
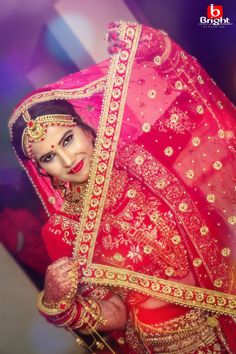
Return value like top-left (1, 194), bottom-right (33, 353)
top-left (11, 99), bottom-right (96, 161)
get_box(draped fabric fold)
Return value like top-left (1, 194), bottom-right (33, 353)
top-left (9, 21), bottom-right (236, 352)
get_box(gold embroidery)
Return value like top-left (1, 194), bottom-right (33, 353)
top-left (207, 193), bottom-right (216, 203)
top-left (218, 129), bottom-right (225, 138)
top-left (113, 253), bottom-right (124, 262)
top-left (171, 235), bottom-right (181, 245)
top-left (155, 179), bottom-right (167, 189)
top-left (120, 50), bottom-right (129, 61)
top-left (178, 202), bottom-right (188, 212)
top-left (193, 258), bottom-right (202, 267)
top-left (165, 267), bottom-right (174, 277)
top-left (192, 137), bottom-right (200, 146)
top-left (143, 245), bottom-right (153, 254)
top-left (147, 89), bottom-right (156, 99)
top-left (175, 80), bottom-right (183, 90)
top-left (134, 156), bottom-right (144, 166)
top-left (197, 75), bottom-right (204, 84)
top-left (214, 279), bottom-right (223, 288)
top-left (227, 216), bottom-right (236, 225)
top-left (164, 146), bottom-right (173, 156)
top-left (221, 248), bottom-right (231, 257)
top-left (200, 226), bottom-right (209, 236)
top-left (196, 105), bottom-right (204, 114)
top-left (186, 169), bottom-right (195, 179)
top-left (213, 161), bottom-right (222, 170)
top-left (170, 113), bottom-right (179, 123)
top-left (156, 107), bottom-right (193, 135)
top-left (154, 55), bottom-right (161, 66)
top-left (9, 77), bottom-right (106, 129)
top-left (207, 316), bottom-right (219, 327)
top-left (48, 196), bottom-right (55, 204)
top-left (127, 189), bottom-right (137, 198)
top-left (134, 308), bottom-right (223, 354)
top-left (141, 123), bottom-right (151, 133)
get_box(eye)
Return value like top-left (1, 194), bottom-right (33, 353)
top-left (63, 134), bottom-right (73, 146)
top-left (43, 153), bottom-right (55, 163)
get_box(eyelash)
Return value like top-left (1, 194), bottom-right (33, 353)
top-left (63, 134), bottom-right (73, 146)
top-left (42, 134), bottom-right (74, 163)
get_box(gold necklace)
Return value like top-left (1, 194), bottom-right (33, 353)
top-left (61, 182), bottom-right (87, 216)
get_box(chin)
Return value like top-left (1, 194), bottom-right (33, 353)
top-left (71, 173), bottom-right (89, 183)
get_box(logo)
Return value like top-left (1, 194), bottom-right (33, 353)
top-left (207, 4), bottom-right (223, 18)
top-left (199, 4), bottom-right (232, 27)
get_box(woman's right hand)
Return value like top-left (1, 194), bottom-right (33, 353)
top-left (106, 22), bottom-right (164, 60)
top-left (43, 257), bottom-right (80, 306)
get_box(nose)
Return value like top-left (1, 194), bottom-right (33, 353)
top-left (58, 150), bottom-right (75, 168)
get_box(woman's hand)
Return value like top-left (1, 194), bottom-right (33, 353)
top-left (43, 257), bottom-right (80, 306)
top-left (106, 22), bottom-right (163, 59)
top-left (106, 21), bottom-right (126, 55)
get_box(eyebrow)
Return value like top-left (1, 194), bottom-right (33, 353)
top-left (38, 129), bottom-right (73, 162)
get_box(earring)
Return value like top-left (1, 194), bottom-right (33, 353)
top-left (52, 176), bottom-right (66, 191)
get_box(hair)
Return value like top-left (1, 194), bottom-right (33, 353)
top-left (11, 99), bottom-right (96, 161)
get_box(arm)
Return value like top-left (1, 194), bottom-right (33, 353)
top-left (38, 257), bottom-right (127, 332)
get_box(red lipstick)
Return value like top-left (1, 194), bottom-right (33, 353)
top-left (69, 160), bottom-right (84, 174)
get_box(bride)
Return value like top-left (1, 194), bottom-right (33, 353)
top-left (9, 21), bottom-right (236, 353)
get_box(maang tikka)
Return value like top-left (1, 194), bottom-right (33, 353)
top-left (21, 109), bottom-right (77, 160)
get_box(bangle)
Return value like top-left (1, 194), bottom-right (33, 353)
top-left (37, 290), bottom-right (74, 315)
top-left (41, 267), bottom-right (79, 312)
top-left (76, 298), bottom-right (107, 333)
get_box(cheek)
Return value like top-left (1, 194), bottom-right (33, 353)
top-left (41, 162), bottom-right (62, 176)
top-left (75, 135), bottom-right (93, 154)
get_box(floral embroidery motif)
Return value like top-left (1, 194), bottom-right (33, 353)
top-left (48, 214), bottom-right (79, 245)
top-left (155, 107), bottom-right (195, 135)
top-left (99, 168), bottom-right (189, 278)
top-left (127, 245), bottom-right (143, 263)
top-left (115, 144), bottom-right (232, 292)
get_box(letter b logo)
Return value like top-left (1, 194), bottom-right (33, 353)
top-left (207, 4), bottom-right (223, 18)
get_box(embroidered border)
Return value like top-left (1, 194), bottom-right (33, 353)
top-left (80, 266), bottom-right (236, 316)
top-left (71, 22), bottom-right (236, 316)
top-left (72, 21), bottom-right (142, 260)
top-left (8, 77), bottom-right (106, 129)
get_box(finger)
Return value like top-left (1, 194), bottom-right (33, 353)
top-left (108, 30), bottom-right (119, 41)
top-left (108, 46), bottom-right (120, 55)
top-left (106, 21), bottom-right (120, 30)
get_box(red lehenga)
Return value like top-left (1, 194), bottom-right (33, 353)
top-left (9, 22), bottom-right (236, 353)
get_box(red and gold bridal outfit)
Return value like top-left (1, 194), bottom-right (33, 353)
top-left (9, 22), bottom-right (236, 353)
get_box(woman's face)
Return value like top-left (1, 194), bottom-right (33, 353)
top-left (31, 124), bottom-right (94, 184)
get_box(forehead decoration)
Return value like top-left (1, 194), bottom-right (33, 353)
top-left (21, 110), bottom-right (77, 160)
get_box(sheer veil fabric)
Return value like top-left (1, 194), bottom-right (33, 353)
top-left (9, 21), bottom-right (236, 350)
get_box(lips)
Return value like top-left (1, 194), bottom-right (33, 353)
top-left (69, 159), bottom-right (84, 174)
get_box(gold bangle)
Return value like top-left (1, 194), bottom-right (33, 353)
top-left (76, 298), bottom-right (107, 333)
top-left (37, 291), bottom-right (73, 315)
top-left (40, 267), bottom-right (79, 312)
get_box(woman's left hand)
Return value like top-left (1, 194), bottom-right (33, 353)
top-left (43, 257), bottom-right (80, 306)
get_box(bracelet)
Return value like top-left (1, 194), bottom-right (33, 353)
top-left (41, 267), bottom-right (79, 312)
top-left (76, 298), bottom-right (107, 333)
top-left (37, 291), bottom-right (72, 316)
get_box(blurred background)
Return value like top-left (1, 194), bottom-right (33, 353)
top-left (0, 0), bottom-right (235, 353)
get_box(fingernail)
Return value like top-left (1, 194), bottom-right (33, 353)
top-left (110, 32), bottom-right (118, 40)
